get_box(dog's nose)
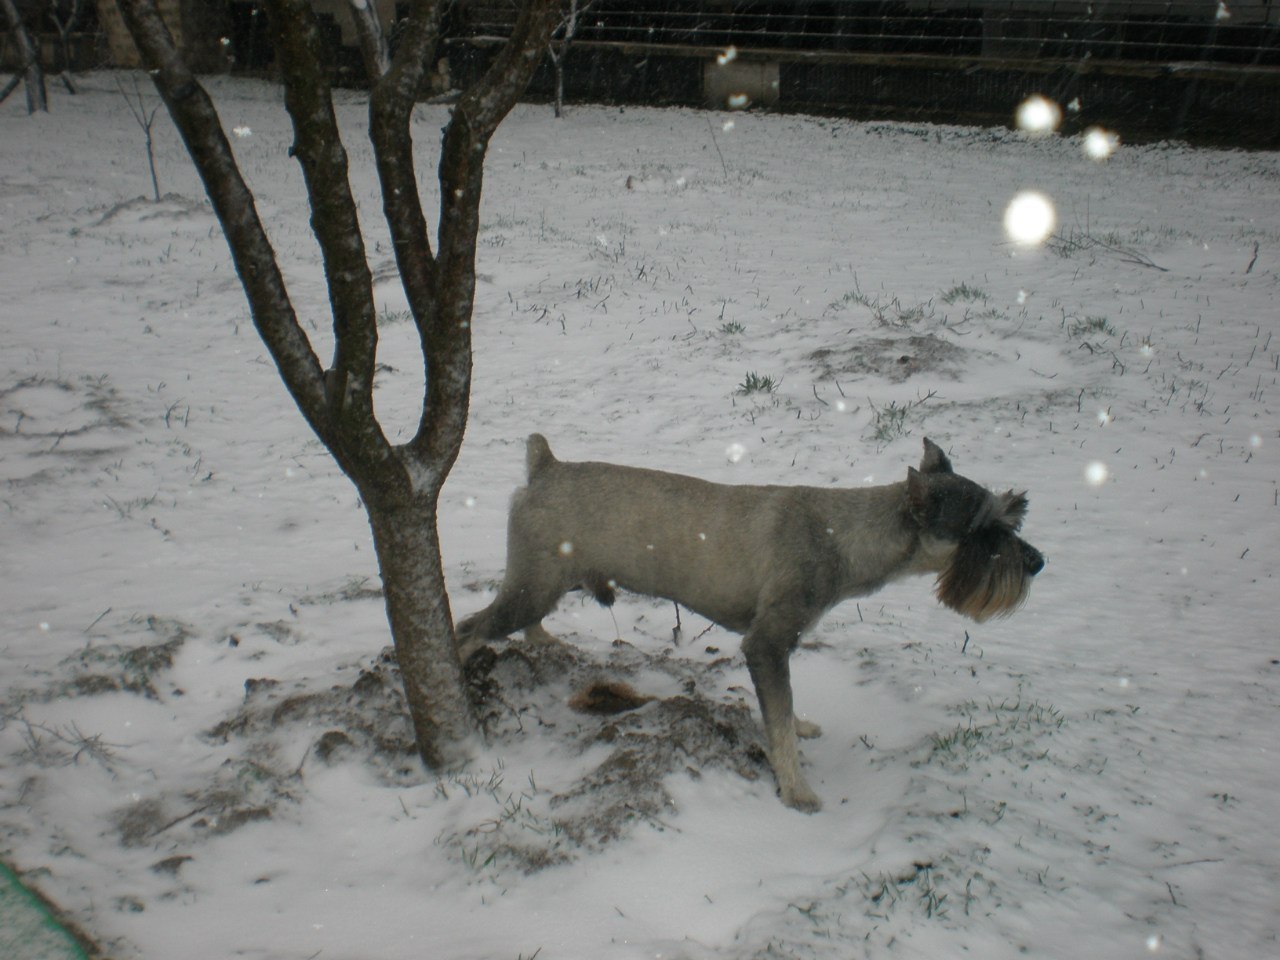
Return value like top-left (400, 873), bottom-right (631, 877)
top-left (1026, 549), bottom-right (1045, 576)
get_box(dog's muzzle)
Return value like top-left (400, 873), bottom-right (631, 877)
top-left (1024, 545), bottom-right (1045, 577)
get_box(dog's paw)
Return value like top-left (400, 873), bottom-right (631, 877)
top-left (781, 783), bottom-right (824, 813)
top-left (778, 774), bottom-right (823, 813)
top-left (794, 718), bottom-right (823, 740)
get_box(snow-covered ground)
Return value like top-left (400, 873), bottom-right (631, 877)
top-left (1, 75), bottom-right (1277, 960)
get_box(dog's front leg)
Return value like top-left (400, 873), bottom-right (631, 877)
top-left (742, 612), bottom-right (822, 813)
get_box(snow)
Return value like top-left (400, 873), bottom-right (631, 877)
top-left (2, 74), bottom-right (1278, 959)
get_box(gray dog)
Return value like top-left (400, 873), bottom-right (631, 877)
top-left (457, 434), bottom-right (1044, 812)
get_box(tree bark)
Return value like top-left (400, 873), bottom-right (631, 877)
top-left (366, 498), bottom-right (476, 768)
top-left (113, 0), bottom-right (560, 774)
top-left (346, 0), bottom-right (390, 81)
top-left (1, 0), bottom-right (48, 113)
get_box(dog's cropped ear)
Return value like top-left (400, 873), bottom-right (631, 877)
top-left (906, 466), bottom-right (930, 525)
top-left (919, 438), bottom-right (953, 475)
top-left (997, 490), bottom-right (1029, 531)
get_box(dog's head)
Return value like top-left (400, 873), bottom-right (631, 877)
top-left (906, 439), bottom-right (1044, 622)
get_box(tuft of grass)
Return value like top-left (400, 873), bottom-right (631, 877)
top-left (828, 288), bottom-right (877, 312)
top-left (1066, 314), bottom-right (1115, 338)
top-left (435, 766), bottom-right (567, 879)
top-left (719, 320), bottom-right (746, 335)
top-left (867, 390), bottom-right (934, 444)
top-left (378, 305), bottom-right (412, 325)
top-left (869, 400), bottom-right (910, 441)
top-left (940, 282), bottom-right (988, 304)
top-left (929, 722), bottom-right (986, 757)
top-left (737, 371), bottom-right (778, 395)
top-left (829, 289), bottom-right (937, 327)
top-left (921, 698), bottom-right (1064, 771)
top-left (858, 861), bottom-right (953, 921)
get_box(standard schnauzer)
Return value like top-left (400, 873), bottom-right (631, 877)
top-left (457, 435), bottom-right (1044, 812)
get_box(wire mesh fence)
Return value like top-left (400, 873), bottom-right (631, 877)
top-left (459, 1), bottom-right (1279, 67)
top-left (449, 1), bottom-right (1280, 144)
top-left (5, 2), bottom-right (1276, 143)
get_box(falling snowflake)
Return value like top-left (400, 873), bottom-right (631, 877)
top-left (1004, 191), bottom-right (1056, 247)
top-left (1015, 95), bottom-right (1061, 135)
top-left (1083, 127), bottom-right (1120, 160)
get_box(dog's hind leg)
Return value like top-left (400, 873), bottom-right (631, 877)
top-left (742, 607), bottom-right (823, 813)
top-left (456, 497), bottom-right (572, 658)
top-left (455, 576), bottom-right (567, 660)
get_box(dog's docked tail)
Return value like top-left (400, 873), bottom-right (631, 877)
top-left (526, 433), bottom-right (557, 479)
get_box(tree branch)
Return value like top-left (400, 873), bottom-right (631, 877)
top-left (263, 0), bottom-right (395, 484)
top-left (347, 0), bottom-right (390, 81)
top-left (113, 0), bottom-right (334, 453)
top-left (369, 1), bottom-right (443, 341)
top-left (416, 0), bottom-right (559, 465)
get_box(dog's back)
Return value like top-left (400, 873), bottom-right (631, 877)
top-left (513, 435), bottom-right (783, 630)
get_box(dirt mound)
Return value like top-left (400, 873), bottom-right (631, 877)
top-left (809, 333), bottom-right (970, 383)
top-left (200, 633), bottom-right (766, 867)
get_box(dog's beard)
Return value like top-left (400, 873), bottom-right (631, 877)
top-left (934, 531), bottom-right (1033, 622)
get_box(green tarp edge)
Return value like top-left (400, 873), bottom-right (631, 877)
top-left (0, 860), bottom-right (91, 960)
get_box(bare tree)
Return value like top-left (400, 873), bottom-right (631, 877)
top-left (547, 0), bottom-right (588, 118)
top-left (45, 0), bottom-right (84, 94)
top-left (117, 74), bottom-right (163, 201)
top-left (1, 0), bottom-right (48, 112)
top-left (114, 0), bottom-right (561, 771)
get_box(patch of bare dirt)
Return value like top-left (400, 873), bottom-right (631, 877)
top-left (809, 334), bottom-right (970, 383)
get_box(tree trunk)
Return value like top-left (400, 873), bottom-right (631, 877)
top-left (366, 492), bottom-right (476, 769)
top-left (1, 0), bottom-right (48, 113)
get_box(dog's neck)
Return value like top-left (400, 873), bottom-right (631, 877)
top-left (819, 482), bottom-right (931, 593)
